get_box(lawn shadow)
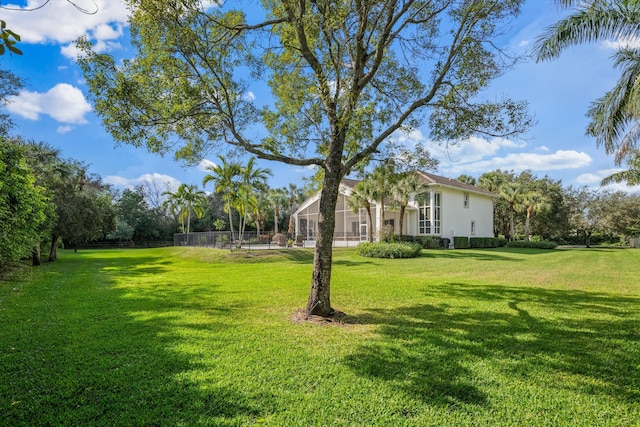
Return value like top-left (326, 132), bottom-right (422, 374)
top-left (420, 248), bottom-right (525, 261)
top-left (2, 251), bottom-right (276, 426)
top-left (344, 283), bottom-right (640, 408)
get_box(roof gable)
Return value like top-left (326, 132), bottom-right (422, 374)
top-left (415, 171), bottom-right (496, 197)
top-left (341, 171), bottom-right (496, 197)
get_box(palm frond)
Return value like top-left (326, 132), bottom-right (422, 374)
top-left (535, 4), bottom-right (640, 61)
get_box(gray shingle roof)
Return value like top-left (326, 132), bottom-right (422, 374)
top-left (341, 171), bottom-right (496, 197)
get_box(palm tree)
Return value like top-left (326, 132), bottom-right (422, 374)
top-left (347, 180), bottom-right (376, 242)
top-left (162, 187), bottom-right (186, 232)
top-left (202, 156), bottom-right (242, 240)
top-left (368, 163), bottom-right (397, 227)
top-left (252, 190), bottom-right (271, 241)
top-left (285, 184), bottom-right (305, 236)
top-left (237, 157), bottom-right (272, 242)
top-left (390, 172), bottom-right (426, 238)
top-left (499, 182), bottom-right (521, 241)
top-left (268, 187), bottom-right (289, 234)
top-left (601, 149), bottom-right (640, 185)
top-left (180, 184), bottom-right (206, 234)
top-left (162, 184), bottom-right (206, 234)
top-left (535, 0), bottom-right (640, 164)
top-left (456, 174), bottom-right (477, 186)
top-left (520, 190), bottom-right (550, 242)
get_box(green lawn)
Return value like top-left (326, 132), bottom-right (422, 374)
top-left (1, 247), bottom-right (639, 426)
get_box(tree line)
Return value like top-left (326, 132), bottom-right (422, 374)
top-left (461, 170), bottom-right (640, 247)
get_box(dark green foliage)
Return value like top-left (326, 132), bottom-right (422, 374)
top-left (506, 240), bottom-right (558, 249)
top-left (0, 140), bottom-right (47, 265)
top-left (0, 67), bottom-right (23, 136)
top-left (357, 242), bottom-right (422, 258)
top-left (416, 236), bottom-right (441, 249)
top-left (469, 237), bottom-right (501, 248)
top-left (393, 235), bottom-right (443, 249)
top-left (453, 236), bottom-right (470, 249)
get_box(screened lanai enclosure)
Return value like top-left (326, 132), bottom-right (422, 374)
top-left (293, 192), bottom-right (408, 246)
top-left (294, 192), bottom-right (370, 246)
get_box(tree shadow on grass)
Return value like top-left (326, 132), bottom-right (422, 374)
top-left (1, 253), bottom-right (276, 426)
top-left (344, 283), bottom-right (640, 408)
top-left (420, 249), bottom-right (525, 261)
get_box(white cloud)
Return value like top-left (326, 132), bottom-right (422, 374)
top-left (519, 40), bottom-right (530, 48)
top-left (7, 84), bottom-right (92, 124)
top-left (197, 158), bottom-right (218, 171)
top-left (601, 36), bottom-right (640, 51)
top-left (61, 38), bottom-right (123, 60)
top-left (56, 125), bottom-right (72, 134)
top-left (104, 173), bottom-right (181, 191)
top-left (576, 169), bottom-right (640, 193)
top-left (2, 0), bottom-right (129, 44)
top-left (441, 136), bottom-right (527, 163)
top-left (243, 91), bottom-right (256, 101)
top-left (537, 145), bottom-right (550, 152)
top-left (601, 182), bottom-right (640, 193)
top-left (575, 169), bottom-right (622, 185)
top-left (389, 128), bottom-right (427, 146)
top-left (445, 150), bottom-right (592, 175)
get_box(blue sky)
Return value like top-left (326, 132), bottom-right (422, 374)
top-left (2, 0), bottom-right (639, 194)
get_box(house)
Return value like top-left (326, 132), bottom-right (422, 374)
top-left (293, 171), bottom-right (496, 246)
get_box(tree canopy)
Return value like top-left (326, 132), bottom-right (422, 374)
top-left (78, 0), bottom-right (531, 317)
top-left (535, 0), bottom-right (640, 163)
top-left (0, 138), bottom-right (47, 266)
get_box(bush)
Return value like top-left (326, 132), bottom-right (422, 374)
top-left (358, 242), bottom-right (422, 258)
top-left (469, 237), bottom-right (501, 248)
top-left (506, 240), bottom-right (558, 249)
top-left (453, 236), bottom-right (469, 249)
top-left (416, 236), bottom-right (440, 249)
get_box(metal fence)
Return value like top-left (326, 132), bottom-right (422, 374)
top-left (173, 231), bottom-right (367, 249)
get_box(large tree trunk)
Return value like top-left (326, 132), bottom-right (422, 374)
top-left (366, 207), bottom-right (373, 242)
top-left (399, 205), bottom-right (406, 238)
top-left (509, 203), bottom-right (515, 241)
top-left (48, 233), bottom-right (58, 262)
top-left (306, 171), bottom-right (341, 318)
top-left (524, 207), bottom-right (532, 241)
top-left (32, 242), bottom-right (41, 266)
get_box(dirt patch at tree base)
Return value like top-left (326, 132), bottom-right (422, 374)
top-left (291, 308), bottom-right (357, 325)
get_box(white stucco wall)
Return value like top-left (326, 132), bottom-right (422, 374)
top-left (294, 183), bottom-right (495, 241)
top-left (440, 188), bottom-right (494, 239)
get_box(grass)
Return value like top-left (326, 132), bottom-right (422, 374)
top-left (1, 246), bottom-right (639, 426)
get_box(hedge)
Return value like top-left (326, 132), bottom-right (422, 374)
top-left (357, 242), bottom-right (423, 258)
top-left (469, 237), bottom-right (502, 248)
top-left (505, 240), bottom-right (558, 249)
top-left (453, 236), bottom-right (469, 249)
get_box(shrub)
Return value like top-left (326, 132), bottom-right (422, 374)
top-left (379, 225), bottom-right (395, 243)
top-left (417, 236), bottom-right (440, 249)
top-left (470, 237), bottom-right (500, 248)
top-left (357, 242), bottom-right (422, 258)
top-left (453, 236), bottom-right (469, 249)
top-left (506, 240), bottom-right (558, 249)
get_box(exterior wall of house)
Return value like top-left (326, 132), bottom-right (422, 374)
top-left (439, 189), bottom-right (494, 240)
top-left (294, 183), bottom-right (495, 242)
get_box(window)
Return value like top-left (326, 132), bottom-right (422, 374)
top-left (463, 193), bottom-right (469, 208)
top-left (352, 221), bottom-right (359, 236)
top-left (418, 193), bottom-right (431, 234)
top-left (471, 220), bottom-right (476, 236)
top-left (434, 192), bottom-right (441, 234)
top-left (418, 192), bottom-right (441, 235)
